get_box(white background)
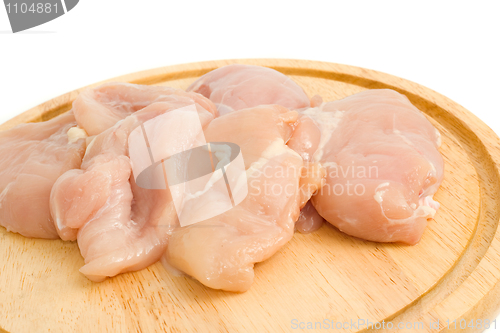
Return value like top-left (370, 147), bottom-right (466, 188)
top-left (1, 1), bottom-right (499, 331)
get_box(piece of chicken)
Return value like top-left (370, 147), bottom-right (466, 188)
top-left (73, 82), bottom-right (216, 135)
top-left (187, 64), bottom-right (311, 115)
top-left (289, 89), bottom-right (444, 244)
top-left (163, 105), bottom-right (324, 292)
top-left (0, 112), bottom-right (86, 239)
top-left (50, 94), bottom-right (217, 281)
top-left (295, 201), bottom-right (325, 234)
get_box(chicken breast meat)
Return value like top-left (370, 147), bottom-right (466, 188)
top-left (50, 93), bottom-right (218, 281)
top-left (289, 89), bottom-right (444, 244)
top-left (164, 105), bottom-right (323, 292)
top-left (187, 64), bottom-right (311, 115)
top-left (0, 112), bottom-right (86, 239)
top-left (73, 82), bottom-right (216, 136)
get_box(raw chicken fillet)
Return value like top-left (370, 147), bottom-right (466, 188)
top-left (50, 89), bottom-right (218, 281)
top-left (164, 105), bottom-right (323, 291)
top-left (290, 89), bottom-right (444, 244)
top-left (187, 64), bottom-right (311, 115)
top-left (73, 82), bottom-right (215, 135)
top-left (0, 112), bottom-right (85, 239)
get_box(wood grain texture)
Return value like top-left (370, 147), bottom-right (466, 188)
top-left (1, 59), bottom-right (500, 333)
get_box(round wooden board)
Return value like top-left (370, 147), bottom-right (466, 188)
top-left (1, 59), bottom-right (500, 333)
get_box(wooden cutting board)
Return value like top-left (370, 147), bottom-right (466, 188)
top-left (1, 59), bottom-right (500, 333)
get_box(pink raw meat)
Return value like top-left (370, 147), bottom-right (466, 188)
top-left (50, 92), bottom-right (217, 281)
top-left (164, 105), bottom-right (324, 292)
top-left (289, 89), bottom-right (444, 244)
top-left (0, 112), bottom-right (85, 239)
top-left (73, 82), bottom-right (217, 135)
top-left (187, 64), bottom-right (311, 115)
top-left (295, 201), bottom-right (325, 234)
